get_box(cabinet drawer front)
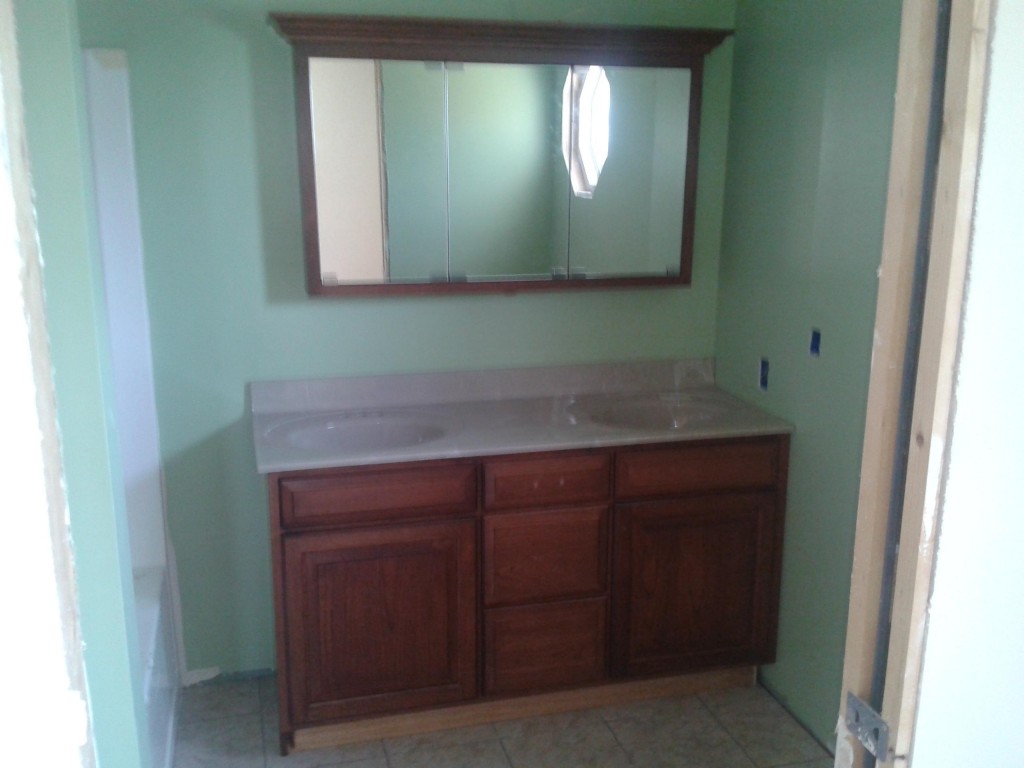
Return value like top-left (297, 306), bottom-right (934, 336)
top-left (484, 505), bottom-right (608, 606)
top-left (278, 462), bottom-right (476, 529)
top-left (616, 438), bottom-right (782, 499)
top-left (484, 453), bottom-right (610, 510)
top-left (485, 599), bottom-right (607, 695)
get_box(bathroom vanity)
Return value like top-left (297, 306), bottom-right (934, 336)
top-left (252, 361), bottom-right (791, 753)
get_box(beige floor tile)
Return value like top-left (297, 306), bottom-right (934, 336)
top-left (179, 677), bottom-right (260, 724)
top-left (384, 723), bottom-right (500, 756)
top-left (493, 709), bottom-right (608, 740)
top-left (608, 699), bottom-right (755, 768)
top-left (267, 739), bottom-right (386, 768)
top-left (174, 713), bottom-right (264, 768)
top-left (600, 694), bottom-right (708, 725)
top-left (388, 739), bottom-right (512, 768)
top-left (701, 687), bottom-right (828, 767)
top-left (498, 710), bottom-right (631, 768)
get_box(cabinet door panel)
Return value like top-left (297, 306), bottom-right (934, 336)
top-left (485, 598), bottom-right (607, 695)
top-left (484, 505), bottom-right (608, 606)
top-left (611, 493), bottom-right (778, 677)
top-left (284, 519), bottom-right (477, 724)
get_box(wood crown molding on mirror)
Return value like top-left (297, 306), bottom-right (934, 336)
top-left (271, 15), bottom-right (731, 297)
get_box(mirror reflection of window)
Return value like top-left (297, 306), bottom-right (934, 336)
top-left (562, 65), bottom-right (611, 199)
top-left (567, 67), bottom-right (691, 278)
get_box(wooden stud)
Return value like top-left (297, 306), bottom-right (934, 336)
top-left (880, 2), bottom-right (991, 765)
top-left (837, 0), bottom-right (940, 758)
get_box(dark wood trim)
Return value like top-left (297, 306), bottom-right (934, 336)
top-left (271, 15), bottom-right (730, 67)
top-left (310, 274), bottom-right (692, 297)
top-left (268, 476), bottom-right (294, 755)
top-left (766, 434), bottom-right (790, 660)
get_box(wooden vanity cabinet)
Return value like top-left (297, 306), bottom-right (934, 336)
top-left (268, 435), bottom-right (788, 750)
top-left (481, 452), bottom-right (611, 695)
top-left (269, 460), bottom-right (479, 746)
top-left (610, 436), bottom-right (789, 677)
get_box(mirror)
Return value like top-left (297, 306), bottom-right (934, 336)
top-left (272, 15), bottom-right (730, 296)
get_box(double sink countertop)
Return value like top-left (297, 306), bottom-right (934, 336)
top-left (251, 359), bottom-right (793, 474)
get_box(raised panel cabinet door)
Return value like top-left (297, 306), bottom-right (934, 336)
top-left (283, 518), bottom-right (477, 725)
top-left (611, 492), bottom-right (779, 678)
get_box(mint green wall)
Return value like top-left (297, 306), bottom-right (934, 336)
top-left (716, 1), bottom-right (899, 747)
top-left (448, 63), bottom-right (561, 277)
top-left (76, 0), bottom-right (735, 675)
top-left (381, 61), bottom-right (448, 279)
top-left (569, 67), bottom-right (691, 275)
top-left (15, 1), bottom-right (150, 766)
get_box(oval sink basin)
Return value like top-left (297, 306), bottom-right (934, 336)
top-left (584, 393), bottom-right (728, 431)
top-left (267, 412), bottom-right (446, 453)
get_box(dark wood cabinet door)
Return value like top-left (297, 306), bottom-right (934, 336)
top-left (483, 505), bottom-right (608, 606)
top-left (283, 518), bottom-right (477, 725)
top-left (485, 598), bottom-right (608, 695)
top-left (611, 492), bottom-right (780, 677)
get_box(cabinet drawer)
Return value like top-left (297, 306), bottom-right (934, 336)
top-left (484, 505), bottom-right (608, 606)
top-left (483, 453), bottom-right (610, 511)
top-left (278, 461), bottom-right (477, 530)
top-left (616, 438), bottom-right (783, 499)
top-left (484, 599), bottom-right (607, 695)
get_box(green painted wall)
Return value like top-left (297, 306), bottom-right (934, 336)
top-left (76, 0), bottom-right (735, 675)
top-left (381, 60), bottom-right (448, 279)
top-left (14, 1), bottom-right (150, 765)
top-left (715, 1), bottom-right (900, 748)
top-left (447, 62), bottom-right (561, 278)
top-left (569, 67), bottom-right (691, 276)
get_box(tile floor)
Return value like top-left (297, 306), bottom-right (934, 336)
top-left (174, 675), bottom-right (833, 768)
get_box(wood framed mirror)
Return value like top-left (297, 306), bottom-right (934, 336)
top-left (271, 15), bottom-right (730, 296)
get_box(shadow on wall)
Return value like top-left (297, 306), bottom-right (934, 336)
top-left (163, 412), bottom-right (275, 673)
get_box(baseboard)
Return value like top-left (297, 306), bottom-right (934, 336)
top-left (294, 666), bottom-right (756, 752)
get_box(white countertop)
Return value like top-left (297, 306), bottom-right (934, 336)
top-left (250, 361), bottom-right (792, 474)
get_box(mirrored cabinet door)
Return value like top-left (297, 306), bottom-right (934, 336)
top-left (447, 62), bottom-right (570, 282)
top-left (276, 15), bottom-right (730, 295)
top-left (567, 67), bottom-right (691, 279)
